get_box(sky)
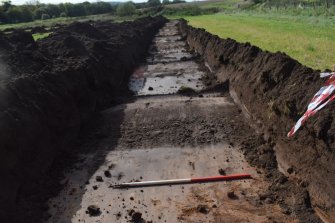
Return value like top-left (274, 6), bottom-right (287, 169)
top-left (10, 0), bottom-right (148, 5)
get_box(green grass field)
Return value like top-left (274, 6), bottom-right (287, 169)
top-left (166, 0), bottom-right (249, 10)
top-left (184, 12), bottom-right (335, 70)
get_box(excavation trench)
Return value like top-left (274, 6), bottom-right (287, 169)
top-left (44, 20), bottom-right (321, 223)
top-left (0, 17), bottom-right (331, 222)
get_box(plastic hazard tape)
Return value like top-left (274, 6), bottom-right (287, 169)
top-left (288, 72), bottom-right (335, 137)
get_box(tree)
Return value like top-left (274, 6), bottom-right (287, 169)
top-left (5, 6), bottom-right (21, 22)
top-left (64, 3), bottom-right (87, 17)
top-left (117, 2), bottom-right (135, 16)
top-left (33, 7), bottom-right (47, 19)
top-left (147, 0), bottom-right (161, 7)
top-left (172, 0), bottom-right (185, 3)
top-left (19, 5), bottom-right (33, 22)
top-left (2, 0), bottom-right (11, 11)
top-left (162, 0), bottom-right (170, 4)
top-left (45, 4), bottom-right (61, 17)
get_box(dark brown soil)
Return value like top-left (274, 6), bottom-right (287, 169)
top-left (180, 19), bottom-right (334, 221)
top-left (0, 16), bottom-right (167, 223)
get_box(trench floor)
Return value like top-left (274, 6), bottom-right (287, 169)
top-left (46, 21), bottom-right (299, 223)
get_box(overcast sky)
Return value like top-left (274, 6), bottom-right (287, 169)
top-left (11, 0), bottom-right (147, 5)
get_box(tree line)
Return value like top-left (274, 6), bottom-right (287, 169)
top-left (0, 0), bottom-right (188, 24)
top-left (0, 0), bottom-right (115, 23)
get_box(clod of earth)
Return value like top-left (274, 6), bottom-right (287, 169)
top-left (131, 211), bottom-right (143, 222)
top-left (218, 168), bottom-right (226, 175)
top-left (96, 176), bottom-right (103, 182)
top-left (86, 205), bottom-right (101, 216)
top-left (177, 86), bottom-right (196, 95)
top-left (227, 190), bottom-right (238, 199)
top-left (104, 170), bottom-right (112, 178)
top-left (197, 204), bottom-right (210, 214)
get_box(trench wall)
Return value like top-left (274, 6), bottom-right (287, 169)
top-left (0, 16), bottom-right (167, 218)
top-left (179, 19), bottom-right (335, 219)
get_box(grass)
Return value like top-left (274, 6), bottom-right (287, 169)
top-left (165, 0), bottom-right (248, 10)
top-left (183, 12), bottom-right (335, 70)
top-left (32, 32), bottom-right (52, 41)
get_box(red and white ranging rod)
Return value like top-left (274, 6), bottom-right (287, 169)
top-left (113, 173), bottom-right (251, 188)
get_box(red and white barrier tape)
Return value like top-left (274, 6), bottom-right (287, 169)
top-left (288, 72), bottom-right (335, 137)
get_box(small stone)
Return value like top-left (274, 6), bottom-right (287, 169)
top-left (96, 176), bottom-right (103, 182)
top-left (86, 205), bottom-right (101, 216)
top-left (218, 168), bottom-right (226, 176)
top-left (92, 185), bottom-right (98, 190)
top-left (197, 204), bottom-right (209, 214)
top-left (148, 86), bottom-right (153, 91)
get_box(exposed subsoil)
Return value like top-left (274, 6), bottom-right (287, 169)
top-left (0, 17), bottom-right (332, 223)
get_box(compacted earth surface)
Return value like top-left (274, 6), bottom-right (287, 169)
top-left (44, 21), bottom-right (321, 223)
